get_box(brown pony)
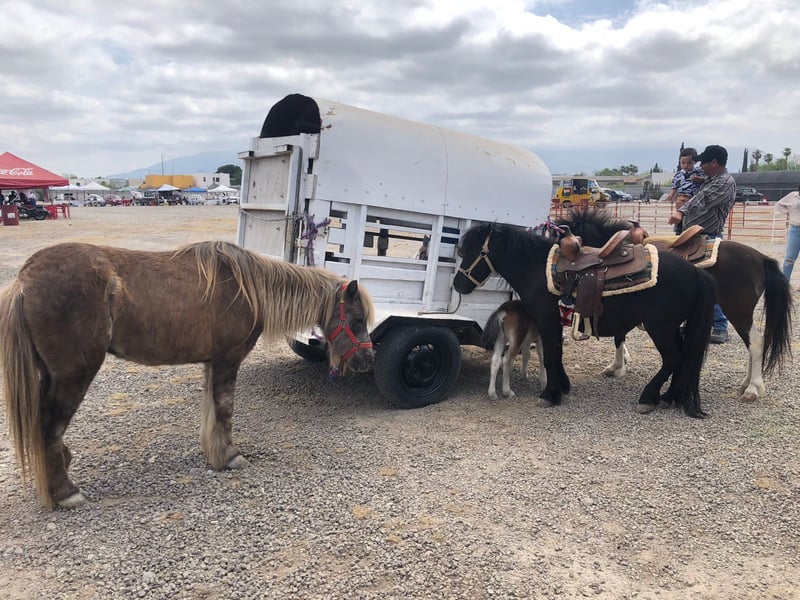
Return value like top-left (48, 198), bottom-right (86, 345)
top-left (0, 241), bottom-right (375, 510)
top-left (481, 300), bottom-right (544, 400)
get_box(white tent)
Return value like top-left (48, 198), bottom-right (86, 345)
top-left (157, 183), bottom-right (180, 191)
top-left (209, 184), bottom-right (236, 193)
top-left (50, 183), bottom-right (83, 191)
top-left (82, 180), bottom-right (111, 191)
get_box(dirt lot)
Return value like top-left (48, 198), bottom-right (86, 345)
top-left (0, 206), bottom-right (798, 599)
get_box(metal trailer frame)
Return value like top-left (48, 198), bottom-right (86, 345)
top-left (237, 93), bottom-right (552, 407)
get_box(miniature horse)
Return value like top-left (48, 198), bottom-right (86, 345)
top-left (454, 223), bottom-right (716, 418)
top-left (558, 208), bottom-right (793, 401)
top-left (0, 241), bottom-right (374, 509)
top-left (482, 300), bottom-right (544, 400)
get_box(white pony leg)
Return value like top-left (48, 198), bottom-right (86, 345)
top-left (520, 332), bottom-right (532, 380)
top-left (602, 342), bottom-right (629, 377)
top-left (488, 336), bottom-right (505, 400)
top-left (501, 341), bottom-right (517, 399)
top-left (535, 335), bottom-right (547, 387)
top-left (738, 325), bottom-right (765, 402)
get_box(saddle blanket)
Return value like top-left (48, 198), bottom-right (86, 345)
top-left (545, 243), bottom-right (660, 298)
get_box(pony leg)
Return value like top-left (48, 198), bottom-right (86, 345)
top-left (738, 325), bottom-right (766, 402)
top-left (534, 335), bottom-right (547, 387)
top-left (200, 362), bottom-right (249, 470)
top-left (634, 328), bottom-right (680, 414)
top-left (501, 330), bottom-right (526, 399)
top-left (488, 335), bottom-right (505, 400)
top-left (42, 376), bottom-right (98, 509)
top-left (536, 326), bottom-right (568, 407)
top-left (602, 337), bottom-right (630, 377)
top-left (520, 332), bottom-right (532, 380)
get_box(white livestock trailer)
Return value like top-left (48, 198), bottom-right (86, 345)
top-left (237, 93), bottom-right (552, 408)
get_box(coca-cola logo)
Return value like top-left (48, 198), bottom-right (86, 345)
top-left (0, 168), bottom-right (35, 176)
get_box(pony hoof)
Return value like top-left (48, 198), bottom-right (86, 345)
top-left (488, 392), bottom-right (499, 401)
top-left (57, 491), bottom-right (88, 509)
top-left (227, 455), bottom-right (250, 469)
top-left (535, 398), bottom-right (554, 408)
top-left (635, 403), bottom-right (658, 414)
top-left (601, 367), bottom-right (617, 377)
top-left (738, 392), bottom-right (758, 403)
top-left (504, 390), bottom-right (516, 399)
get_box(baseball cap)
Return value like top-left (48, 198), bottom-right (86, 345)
top-left (695, 145), bottom-right (728, 164)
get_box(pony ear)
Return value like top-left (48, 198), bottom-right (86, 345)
top-left (345, 280), bottom-right (359, 297)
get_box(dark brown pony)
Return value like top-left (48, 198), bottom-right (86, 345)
top-left (0, 241), bottom-right (375, 510)
top-left (558, 209), bottom-right (793, 402)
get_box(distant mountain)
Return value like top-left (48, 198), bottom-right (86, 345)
top-left (107, 150), bottom-right (239, 179)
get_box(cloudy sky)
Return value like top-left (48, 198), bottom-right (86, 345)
top-left (1, 0), bottom-right (798, 178)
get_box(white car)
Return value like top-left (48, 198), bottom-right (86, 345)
top-left (86, 194), bottom-right (106, 207)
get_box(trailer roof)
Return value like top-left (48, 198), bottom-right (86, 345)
top-left (260, 94), bottom-right (553, 226)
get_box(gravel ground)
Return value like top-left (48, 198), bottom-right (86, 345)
top-left (1, 206), bottom-right (799, 599)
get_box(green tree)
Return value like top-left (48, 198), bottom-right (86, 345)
top-left (764, 153), bottom-right (773, 166)
top-left (751, 149), bottom-right (762, 171)
top-left (741, 149), bottom-right (748, 172)
top-left (217, 164), bottom-right (242, 186)
top-left (594, 165), bottom-right (639, 176)
top-left (783, 147), bottom-right (792, 170)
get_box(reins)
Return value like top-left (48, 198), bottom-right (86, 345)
top-left (458, 232), bottom-right (495, 287)
top-left (327, 282), bottom-right (373, 364)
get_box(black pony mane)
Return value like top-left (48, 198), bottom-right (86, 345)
top-left (460, 222), bottom-right (555, 262)
top-left (556, 208), bottom-right (631, 245)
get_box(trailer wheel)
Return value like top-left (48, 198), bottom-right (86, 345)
top-left (287, 338), bottom-right (328, 362)
top-left (374, 325), bottom-right (461, 409)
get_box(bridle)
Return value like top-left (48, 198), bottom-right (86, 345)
top-left (458, 232), bottom-right (495, 287)
top-left (327, 282), bottom-right (373, 363)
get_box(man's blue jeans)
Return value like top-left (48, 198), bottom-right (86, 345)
top-left (783, 224), bottom-right (800, 280)
top-left (709, 233), bottom-right (727, 331)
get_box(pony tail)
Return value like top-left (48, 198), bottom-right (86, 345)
top-left (761, 258), bottom-right (793, 374)
top-left (481, 306), bottom-right (506, 351)
top-left (0, 282), bottom-right (50, 507)
top-left (676, 268), bottom-right (716, 418)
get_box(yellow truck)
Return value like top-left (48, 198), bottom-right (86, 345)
top-left (553, 177), bottom-right (608, 207)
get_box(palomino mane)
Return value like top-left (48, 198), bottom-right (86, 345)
top-left (175, 241), bottom-right (374, 340)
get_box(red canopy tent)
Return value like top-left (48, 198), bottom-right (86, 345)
top-left (0, 152), bottom-right (68, 189)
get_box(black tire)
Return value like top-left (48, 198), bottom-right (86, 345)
top-left (287, 338), bottom-right (328, 362)
top-left (594, 201), bottom-right (606, 209)
top-left (34, 210), bottom-right (47, 221)
top-left (562, 201), bottom-right (573, 208)
top-left (373, 325), bottom-right (461, 409)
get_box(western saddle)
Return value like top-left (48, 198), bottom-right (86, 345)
top-left (553, 223), bottom-right (708, 338)
top-left (553, 226), bottom-right (650, 337)
top-left (635, 223), bottom-right (708, 262)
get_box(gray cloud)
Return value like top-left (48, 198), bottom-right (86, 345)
top-left (0, 0), bottom-right (797, 177)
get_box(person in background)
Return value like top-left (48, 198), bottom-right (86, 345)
top-left (666, 147), bottom-right (705, 233)
top-left (775, 182), bottom-right (800, 286)
top-left (668, 144), bottom-right (736, 343)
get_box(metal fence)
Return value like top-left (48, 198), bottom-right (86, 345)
top-left (549, 201), bottom-right (788, 243)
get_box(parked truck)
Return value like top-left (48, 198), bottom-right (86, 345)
top-left (237, 93), bottom-right (552, 408)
